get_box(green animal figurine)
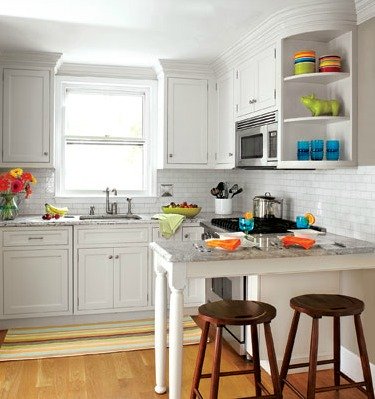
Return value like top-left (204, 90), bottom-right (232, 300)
top-left (300, 94), bottom-right (340, 116)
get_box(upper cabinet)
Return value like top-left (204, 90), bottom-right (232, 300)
top-left (215, 71), bottom-right (235, 167)
top-left (0, 52), bottom-right (61, 168)
top-left (234, 45), bottom-right (276, 119)
top-left (167, 77), bottom-right (208, 165)
top-left (278, 29), bottom-right (356, 169)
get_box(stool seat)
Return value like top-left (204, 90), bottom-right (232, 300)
top-left (280, 293), bottom-right (374, 399)
top-left (198, 299), bottom-right (276, 326)
top-left (191, 300), bottom-right (281, 399)
top-left (291, 294), bottom-right (364, 317)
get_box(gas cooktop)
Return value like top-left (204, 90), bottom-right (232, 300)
top-left (211, 217), bottom-right (297, 235)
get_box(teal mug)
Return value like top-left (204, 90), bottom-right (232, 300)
top-left (296, 215), bottom-right (309, 229)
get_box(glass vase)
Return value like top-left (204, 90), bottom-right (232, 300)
top-left (0, 194), bottom-right (19, 220)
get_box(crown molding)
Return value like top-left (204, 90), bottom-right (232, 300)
top-left (57, 63), bottom-right (156, 80)
top-left (355, 0), bottom-right (375, 24)
top-left (155, 59), bottom-right (214, 78)
top-left (0, 51), bottom-right (62, 71)
top-left (211, 0), bottom-right (356, 77)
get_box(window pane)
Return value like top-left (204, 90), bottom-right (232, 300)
top-left (65, 143), bottom-right (144, 191)
top-left (65, 91), bottom-right (143, 138)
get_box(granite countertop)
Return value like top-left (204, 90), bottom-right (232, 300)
top-left (0, 212), bottom-right (229, 227)
top-left (150, 233), bottom-right (375, 263)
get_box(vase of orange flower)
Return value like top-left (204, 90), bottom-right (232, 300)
top-left (0, 168), bottom-right (37, 220)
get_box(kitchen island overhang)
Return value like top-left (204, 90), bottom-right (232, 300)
top-left (150, 234), bottom-right (375, 398)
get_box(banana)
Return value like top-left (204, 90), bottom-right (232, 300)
top-left (45, 203), bottom-right (69, 216)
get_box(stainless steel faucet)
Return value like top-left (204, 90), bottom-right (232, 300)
top-left (126, 197), bottom-right (133, 215)
top-left (104, 187), bottom-right (118, 214)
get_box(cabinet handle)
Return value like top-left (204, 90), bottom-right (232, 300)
top-left (253, 99), bottom-right (257, 103)
top-left (28, 237), bottom-right (44, 240)
top-left (108, 255), bottom-right (113, 259)
top-left (115, 255), bottom-right (119, 259)
top-left (169, 154), bottom-right (173, 158)
top-left (43, 152), bottom-right (48, 156)
top-left (229, 153), bottom-right (233, 157)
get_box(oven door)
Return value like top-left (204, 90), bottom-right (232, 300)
top-left (206, 276), bottom-right (247, 355)
top-left (236, 127), bottom-right (266, 168)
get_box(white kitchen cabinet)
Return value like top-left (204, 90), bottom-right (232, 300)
top-left (215, 72), bottom-right (235, 167)
top-left (74, 226), bottom-right (149, 314)
top-left (235, 45), bottom-right (276, 119)
top-left (1, 226), bottom-right (72, 318)
top-left (278, 29), bottom-right (356, 169)
top-left (167, 77), bottom-right (208, 165)
top-left (152, 225), bottom-right (205, 307)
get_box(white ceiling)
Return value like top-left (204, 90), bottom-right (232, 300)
top-left (0, 0), bottom-right (312, 66)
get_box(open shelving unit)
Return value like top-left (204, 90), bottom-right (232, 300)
top-left (278, 29), bottom-right (356, 169)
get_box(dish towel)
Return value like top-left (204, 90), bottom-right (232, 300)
top-left (152, 214), bottom-right (185, 238)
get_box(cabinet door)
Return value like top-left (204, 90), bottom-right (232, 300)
top-left (167, 78), bottom-right (208, 164)
top-left (3, 249), bottom-right (69, 315)
top-left (114, 246), bottom-right (148, 309)
top-left (2, 69), bottom-right (50, 163)
top-left (255, 46), bottom-right (276, 112)
top-left (235, 59), bottom-right (256, 117)
top-left (216, 72), bottom-right (235, 165)
top-left (77, 248), bottom-right (114, 310)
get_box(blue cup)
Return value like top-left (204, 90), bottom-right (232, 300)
top-left (297, 141), bottom-right (310, 160)
top-left (326, 140), bottom-right (340, 160)
top-left (310, 140), bottom-right (324, 161)
top-left (239, 217), bottom-right (254, 234)
top-left (296, 215), bottom-right (309, 229)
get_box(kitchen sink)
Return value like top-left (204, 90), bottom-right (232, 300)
top-left (79, 214), bottom-right (142, 220)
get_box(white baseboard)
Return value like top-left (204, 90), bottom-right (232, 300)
top-left (341, 346), bottom-right (375, 386)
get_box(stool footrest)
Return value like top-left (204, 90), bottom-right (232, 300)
top-left (287, 358), bottom-right (334, 370)
top-left (283, 379), bottom-right (305, 399)
top-left (340, 371), bottom-right (367, 395)
top-left (201, 369), bottom-right (254, 379)
top-left (238, 396), bottom-right (279, 399)
top-left (192, 388), bottom-right (204, 399)
top-left (315, 380), bottom-right (367, 393)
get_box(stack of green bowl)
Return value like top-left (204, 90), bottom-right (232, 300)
top-left (294, 50), bottom-right (316, 75)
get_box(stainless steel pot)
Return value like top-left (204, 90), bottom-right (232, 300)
top-left (253, 192), bottom-right (283, 219)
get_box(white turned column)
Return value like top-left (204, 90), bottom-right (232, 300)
top-left (169, 287), bottom-right (184, 399)
top-left (154, 258), bottom-right (167, 394)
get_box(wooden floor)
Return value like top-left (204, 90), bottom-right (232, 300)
top-left (0, 329), bottom-right (369, 399)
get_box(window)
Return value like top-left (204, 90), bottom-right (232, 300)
top-left (55, 77), bottom-right (156, 197)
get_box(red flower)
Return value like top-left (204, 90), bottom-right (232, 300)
top-left (10, 179), bottom-right (23, 193)
top-left (0, 178), bottom-right (9, 191)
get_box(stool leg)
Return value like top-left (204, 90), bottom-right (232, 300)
top-left (190, 320), bottom-right (210, 399)
top-left (280, 310), bottom-right (301, 390)
top-left (333, 316), bottom-right (341, 387)
top-left (307, 317), bottom-right (320, 399)
top-left (264, 322), bottom-right (282, 398)
top-left (251, 324), bottom-right (262, 397)
top-left (354, 314), bottom-right (375, 399)
top-left (209, 325), bottom-right (223, 399)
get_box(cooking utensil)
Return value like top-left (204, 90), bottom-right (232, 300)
top-left (229, 184), bottom-right (238, 193)
top-left (211, 187), bottom-right (220, 197)
top-left (253, 192), bottom-right (283, 219)
top-left (231, 187), bottom-right (243, 198)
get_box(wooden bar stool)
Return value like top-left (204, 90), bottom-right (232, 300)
top-left (280, 294), bottom-right (374, 399)
top-left (190, 299), bottom-right (282, 399)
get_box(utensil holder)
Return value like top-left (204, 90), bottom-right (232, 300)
top-left (215, 198), bottom-right (232, 215)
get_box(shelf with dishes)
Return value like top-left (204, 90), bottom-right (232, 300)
top-left (284, 72), bottom-right (350, 84)
top-left (284, 116), bottom-right (349, 124)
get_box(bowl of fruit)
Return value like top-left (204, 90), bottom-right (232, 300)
top-left (162, 202), bottom-right (201, 218)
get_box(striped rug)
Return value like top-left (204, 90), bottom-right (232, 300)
top-left (0, 316), bottom-right (201, 361)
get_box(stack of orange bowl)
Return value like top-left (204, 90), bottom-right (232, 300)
top-left (294, 50), bottom-right (316, 75)
top-left (319, 55), bottom-right (341, 72)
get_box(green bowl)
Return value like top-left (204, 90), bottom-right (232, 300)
top-left (294, 62), bottom-right (315, 75)
top-left (161, 206), bottom-right (202, 218)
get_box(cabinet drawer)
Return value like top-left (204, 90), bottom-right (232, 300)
top-left (3, 228), bottom-right (69, 247)
top-left (182, 226), bottom-right (203, 241)
top-left (77, 227), bottom-right (149, 245)
top-left (152, 227), bottom-right (182, 241)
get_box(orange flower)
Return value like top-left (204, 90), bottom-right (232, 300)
top-left (0, 178), bottom-right (9, 191)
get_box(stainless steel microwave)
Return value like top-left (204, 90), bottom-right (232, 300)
top-left (235, 111), bottom-right (278, 168)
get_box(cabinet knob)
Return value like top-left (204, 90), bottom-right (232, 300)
top-left (108, 255), bottom-right (113, 259)
top-left (115, 255), bottom-right (119, 259)
top-left (184, 234), bottom-right (190, 239)
top-left (43, 151), bottom-right (48, 156)
top-left (169, 154), bottom-right (173, 158)
top-left (229, 153), bottom-right (233, 157)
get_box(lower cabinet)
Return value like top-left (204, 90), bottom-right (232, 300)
top-left (0, 227), bottom-right (72, 318)
top-left (77, 246), bottom-right (148, 311)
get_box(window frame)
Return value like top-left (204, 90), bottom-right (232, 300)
top-left (55, 75), bottom-right (157, 198)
